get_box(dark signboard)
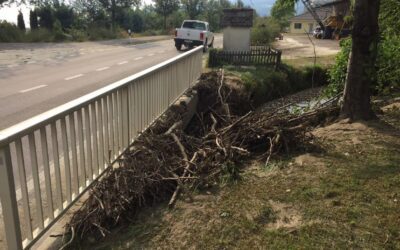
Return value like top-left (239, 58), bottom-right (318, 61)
top-left (221, 8), bottom-right (254, 28)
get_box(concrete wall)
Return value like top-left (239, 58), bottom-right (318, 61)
top-left (289, 20), bottom-right (318, 34)
top-left (223, 27), bottom-right (251, 51)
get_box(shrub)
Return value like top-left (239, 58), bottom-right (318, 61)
top-left (377, 35), bottom-right (400, 94)
top-left (25, 29), bottom-right (55, 42)
top-left (324, 35), bottom-right (400, 97)
top-left (0, 21), bottom-right (23, 42)
top-left (324, 38), bottom-right (352, 97)
top-left (251, 17), bottom-right (280, 45)
top-left (242, 69), bottom-right (290, 105)
top-left (87, 27), bottom-right (118, 41)
top-left (68, 28), bottom-right (88, 42)
top-left (237, 64), bottom-right (328, 106)
top-left (302, 64), bottom-right (329, 87)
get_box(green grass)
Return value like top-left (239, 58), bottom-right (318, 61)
top-left (283, 55), bottom-right (337, 69)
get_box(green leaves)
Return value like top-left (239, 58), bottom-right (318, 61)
top-left (270, 0), bottom-right (295, 30)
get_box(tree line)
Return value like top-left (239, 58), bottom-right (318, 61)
top-left (1, 0), bottom-right (240, 42)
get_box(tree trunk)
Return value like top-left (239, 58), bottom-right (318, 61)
top-left (164, 15), bottom-right (167, 30)
top-left (111, 0), bottom-right (116, 30)
top-left (341, 0), bottom-right (380, 120)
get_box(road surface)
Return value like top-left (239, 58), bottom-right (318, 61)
top-left (0, 34), bottom-right (223, 249)
top-left (273, 34), bottom-right (340, 59)
top-left (0, 35), bottom-right (222, 130)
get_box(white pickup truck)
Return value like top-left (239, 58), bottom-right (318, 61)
top-left (174, 20), bottom-right (214, 52)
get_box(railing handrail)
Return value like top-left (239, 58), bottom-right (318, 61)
top-left (0, 46), bottom-right (203, 147)
top-left (0, 45), bottom-right (203, 250)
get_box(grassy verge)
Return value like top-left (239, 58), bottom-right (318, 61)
top-left (76, 102), bottom-right (400, 249)
top-left (282, 55), bottom-right (337, 69)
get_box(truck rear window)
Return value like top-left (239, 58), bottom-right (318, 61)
top-left (182, 21), bottom-right (206, 30)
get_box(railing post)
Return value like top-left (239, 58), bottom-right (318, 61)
top-left (0, 145), bottom-right (23, 250)
top-left (121, 87), bottom-right (130, 147)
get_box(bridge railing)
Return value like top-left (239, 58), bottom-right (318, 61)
top-left (0, 46), bottom-right (203, 250)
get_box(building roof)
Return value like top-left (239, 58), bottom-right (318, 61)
top-left (290, 6), bottom-right (333, 22)
top-left (221, 8), bottom-right (254, 28)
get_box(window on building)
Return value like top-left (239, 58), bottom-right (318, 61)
top-left (294, 23), bottom-right (302, 29)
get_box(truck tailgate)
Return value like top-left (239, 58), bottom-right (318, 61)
top-left (177, 28), bottom-right (201, 41)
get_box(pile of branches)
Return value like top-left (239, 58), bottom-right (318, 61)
top-left (66, 70), bottom-right (339, 242)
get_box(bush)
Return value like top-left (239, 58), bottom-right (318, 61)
top-left (302, 64), bottom-right (329, 87)
top-left (324, 38), bottom-right (352, 97)
top-left (0, 21), bottom-right (23, 42)
top-left (53, 20), bottom-right (69, 42)
top-left (242, 69), bottom-right (290, 105)
top-left (68, 28), bottom-right (88, 42)
top-left (87, 27), bottom-right (119, 41)
top-left (377, 35), bottom-right (400, 94)
top-left (324, 35), bottom-right (400, 97)
top-left (251, 17), bottom-right (280, 45)
top-left (238, 64), bottom-right (328, 106)
top-left (141, 29), bottom-right (167, 36)
top-left (25, 29), bottom-right (55, 42)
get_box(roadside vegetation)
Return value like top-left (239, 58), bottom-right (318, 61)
top-left (1, 0), bottom-right (276, 43)
top-left (0, 0), bottom-right (293, 44)
top-left (228, 64), bottom-right (328, 106)
top-left (324, 0), bottom-right (400, 98)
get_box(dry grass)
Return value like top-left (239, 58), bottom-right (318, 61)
top-left (283, 55), bottom-right (337, 69)
top-left (72, 101), bottom-right (400, 250)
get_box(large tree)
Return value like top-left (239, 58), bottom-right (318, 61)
top-left (17, 10), bottom-right (25, 30)
top-left (181, 0), bottom-right (205, 19)
top-left (341, 0), bottom-right (380, 120)
top-left (271, 0), bottom-right (295, 30)
top-left (29, 9), bottom-right (39, 29)
top-left (98, 0), bottom-right (141, 28)
top-left (153, 0), bottom-right (179, 30)
top-left (280, 0), bottom-right (381, 120)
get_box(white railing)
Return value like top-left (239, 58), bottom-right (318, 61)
top-left (0, 46), bottom-right (203, 250)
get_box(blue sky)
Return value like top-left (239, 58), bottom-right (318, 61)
top-left (242, 0), bottom-right (304, 16)
top-left (0, 0), bottom-right (305, 27)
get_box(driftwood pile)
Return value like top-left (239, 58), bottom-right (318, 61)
top-left (66, 71), bottom-right (339, 241)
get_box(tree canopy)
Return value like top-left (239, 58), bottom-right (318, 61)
top-left (270, 0), bottom-right (295, 30)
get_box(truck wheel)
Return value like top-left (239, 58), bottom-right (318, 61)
top-left (208, 38), bottom-right (214, 48)
top-left (203, 39), bottom-right (208, 52)
top-left (175, 43), bottom-right (182, 51)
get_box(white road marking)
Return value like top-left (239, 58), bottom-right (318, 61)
top-left (118, 61), bottom-right (129, 65)
top-left (134, 57), bottom-right (143, 60)
top-left (19, 84), bottom-right (47, 93)
top-left (147, 53), bottom-right (155, 57)
top-left (96, 66), bottom-right (110, 72)
top-left (8, 64), bottom-right (18, 68)
top-left (65, 74), bottom-right (83, 81)
top-left (27, 61), bottom-right (36, 64)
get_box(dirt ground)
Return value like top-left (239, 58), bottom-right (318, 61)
top-left (274, 34), bottom-right (341, 60)
top-left (71, 93), bottom-right (400, 249)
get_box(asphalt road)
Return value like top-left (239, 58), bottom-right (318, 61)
top-left (0, 35), bottom-right (222, 130)
top-left (0, 34), bottom-right (223, 249)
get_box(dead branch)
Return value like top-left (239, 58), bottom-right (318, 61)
top-left (66, 71), bottom-right (339, 241)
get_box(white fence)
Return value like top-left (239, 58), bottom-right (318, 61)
top-left (0, 46), bottom-right (203, 249)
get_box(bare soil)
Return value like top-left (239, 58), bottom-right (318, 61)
top-left (75, 98), bottom-right (400, 250)
top-left (274, 34), bottom-right (340, 60)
